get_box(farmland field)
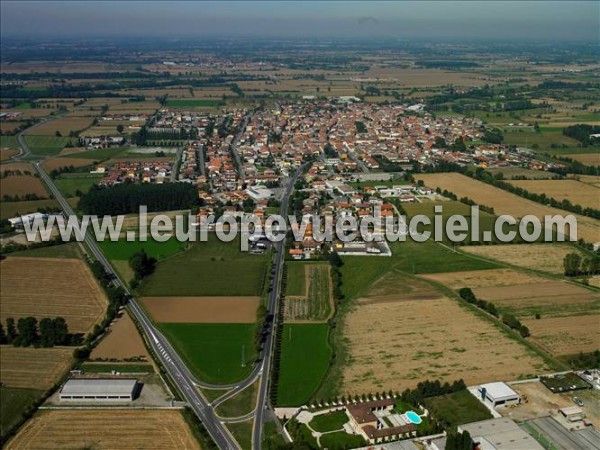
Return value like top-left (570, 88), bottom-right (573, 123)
top-left (461, 243), bottom-right (585, 274)
top-left (7, 242), bottom-right (82, 259)
top-left (41, 156), bottom-right (95, 172)
top-left (0, 173), bottom-right (48, 198)
top-left (425, 390), bottom-right (493, 429)
top-left (26, 117), bottom-right (94, 136)
top-left (54, 173), bottom-right (102, 197)
top-left (564, 152), bottom-right (600, 166)
top-left (90, 312), bottom-right (150, 361)
top-left (416, 172), bottom-right (599, 242)
top-left (0, 387), bottom-right (42, 439)
top-left (23, 135), bottom-right (74, 156)
top-left (284, 264), bottom-right (333, 322)
top-left (527, 314), bottom-right (600, 356)
top-left (277, 323), bottom-right (332, 406)
top-left (141, 237), bottom-right (267, 297)
top-left (6, 409), bottom-right (201, 449)
top-left (0, 346), bottom-right (73, 390)
top-left (508, 179), bottom-right (600, 209)
top-left (158, 323), bottom-right (256, 384)
top-left (0, 198), bottom-right (60, 219)
top-left (142, 296), bottom-right (260, 323)
top-left (0, 257), bottom-right (107, 334)
top-left (482, 167), bottom-right (560, 180)
top-left (338, 273), bottom-right (550, 395)
top-left (166, 99), bottom-right (222, 108)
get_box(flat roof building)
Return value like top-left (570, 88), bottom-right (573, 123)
top-left (60, 378), bottom-right (140, 402)
top-left (478, 382), bottom-right (521, 407)
top-left (458, 417), bottom-right (544, 450)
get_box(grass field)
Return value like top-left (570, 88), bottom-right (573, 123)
top-left (277, 324), bottom-right (333, 406)
top-left (23, 135), bottom-right (73, 156)
top-left (79, 362), bottom-right (154, 373)
top-left (54, 173), bottom-right (102, 197)
top-left (166, 99), bottom-right (222, 108)
top-left (227, 420), bottom-right (253, 450)
top-left (6, 409), bottom-right (201, 449)
top-left (0, 387), bottom-right (41, 439)
top-left (318, 431), bottom-right (366, 449)
top-left (158, 323), bottom-right (256, 384)
top-left (98, 237), bottom-right (187, 261)
top-left (0, 256), bottom-right (108, 334)
top-left (215, 381), bottom-right (258, 418)
top-left (141, 236), bottom-right (267, 297)
top-left (66, 147), bottom-right (127, 160)
top-left (286, 262), bottom-right (307, 296)
top-left (0, 346), bottom-right (73, 390)
top-left (7, 242), bottom-right (82, 259)
top-left (284, 263), bottom-right (333, 322)
top-left (0, 135), bottom-right (20, 152)
top-left (425, 390), bottom-right (493, 429)
top-left (309, 410), bottom-right (349, 433)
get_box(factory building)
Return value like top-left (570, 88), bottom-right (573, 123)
top-left (59, 379), bottom-right (140, 402)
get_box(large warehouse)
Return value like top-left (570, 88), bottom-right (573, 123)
top-left (59, 379), bottom-right (140, 402)
top-left (477, 382), bottom-right (521, 407)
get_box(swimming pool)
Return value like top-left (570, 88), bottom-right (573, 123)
top-left (404, 411), bottom-right (422, 424)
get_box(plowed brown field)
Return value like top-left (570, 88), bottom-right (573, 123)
top-left (141, 296), bottom-right (259, 323)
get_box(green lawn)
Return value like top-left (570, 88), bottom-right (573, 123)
top-left (286, 262), bottom-right (306, 296)
top-left (166, 99), bottom-right (222, 108)
top-left (402, 201), bottom-right (494, 218)
top-left (340, 240), bottom-right (500, 300)
top-left (158, 323), bottom-right (257, 384)
top-left (98, 237), bottom-right (187, 261)
top-left (277, 324), bottom-right (332, 406)
top-left (309, 410), bottom-right (349, 432)
top-left (227, 420), bottom-right (253, 450)
top-left (215, 381), bottom-right (257, 418)
top-left (0, 135), bottom-right (19, 150)
top-left (54, 174), bottom-right (102, 197)
top-left (425, 390), bottom-right (493, 429)
top-left (0, 387), bottom-right (42, 439)
top-left (23, 135), bottom-right (73, 156)
top-left (318, 431), bottom-right (366, 450)
top-left (141, 236), bottom-right (267, 296)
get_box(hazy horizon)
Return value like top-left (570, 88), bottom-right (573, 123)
top-left (1, 1), bottom-right (598, 43)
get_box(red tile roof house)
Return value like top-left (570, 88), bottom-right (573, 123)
top-left (346, 399), bottom-right (417, 444)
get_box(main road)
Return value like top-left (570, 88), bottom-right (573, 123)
top-left (34, 162), bottom-right (240, 450)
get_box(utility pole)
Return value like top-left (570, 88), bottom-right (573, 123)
top-left (241, 345), bottom-right (246, 368)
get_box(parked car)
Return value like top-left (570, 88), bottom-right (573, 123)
top-left (572, 396), bottom-right (584, 406)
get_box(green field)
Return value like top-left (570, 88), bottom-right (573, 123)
top-left (98, 237), bottom-right (187, 261)
top-left (340, 240), bottom-right (500, 301)
top-left (0, 135), bottom-right (19, 150)
top-left (215, 382), bottom-right (257, 418)
top-left (0, 387), bottom-right (42, 439)
top-left (227, 420), bottom-right (253, 450)
top-left (318, 431), bottom-right (366, 450)
top-left (67, 147), bottom-right (128, 160)
top-left (23, 135), bottom-right (73, 156)
top-left (158, 323), bottom-right (257, 384)
top-left (54, 174), bottom-right (102, 197)
top-left (309, 410), bottom-right (349, 433)
top-left (402, 200), bottom-right (494, 218)
top-left (277, 324), bottom-right (332, 406)
top-left (7, 242), bottom-right (82, 259)
top-left (166, 99), bottom-right (222, 108)
top-left (425, 390), bottom-right (493, 429)
top-left (286, 262), bottom-right (307, 296)
top-left (141, 236), bottom-right (267, 296)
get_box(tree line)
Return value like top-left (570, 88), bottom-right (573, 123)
top-left (0, 316), bottom-right (82, 347)
top-left (459, 287), bottom-right (529, 337)
top-left (562, 124), bottom-right (600, 147)
top-left (563, 252), bottom-right (600, 277)
top-left (78, 182), bottom-right (201, 215)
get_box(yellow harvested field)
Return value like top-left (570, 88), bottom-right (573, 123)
top-left (508, 179), bottom-right (599, 209)
top-left (422, 268), bottom-right (543, 290)
top-left (1, 163), bottom-right (48, 199)
top-left (142, 297), bottom-right (260, 323)
top-left (0, 121), bottom-right (25, 134)
top-left (0, 257), bottom-right (107, 334)
top-left (0, 346), bottom-right (73, 390)
top-left (461, 243), bottom-right (585, 274)
top-left (25, 117), bottom-right (94, 136)
top-left (7, 410), bottom-right (202, 450)
top-left (527, 315), bottom-right (600, 356)
top-left (416, 173), bottom-right (600, 242)
top-left (0, 148), bottom-right (19, 161)
top-left (564, 153), bottom-right (600, 166)
top-left (341, 293), bottom-right (549, 394)
top-left (90, 312), bottom-right (150, 361)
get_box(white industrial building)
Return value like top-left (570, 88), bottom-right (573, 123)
top-left (477, 382), bottom-right (521, 407)
top-left (59, 379), bottom-right (139, 402)
top-left (457, 417), bottom-right (544, 450)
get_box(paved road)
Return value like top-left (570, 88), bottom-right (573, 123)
top-left (34, 162), bottom-right (240, 450)
top-left (251, 163), bottom-right (306, 450)
top-left (230, 114), bottom-right (252, 183)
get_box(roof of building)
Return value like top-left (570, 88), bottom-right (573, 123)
top-left (479, 382), bottom-right (520, 400)
top-left (458, 417), bottom-right (544, 450)
top-left (61, 378), bottom-right (138, 396)
top-left (559, 406), bottom-right (583, 415)
top-left (347, 398), bottom-right (394, 424)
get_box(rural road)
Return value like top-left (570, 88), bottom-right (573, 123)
top-left (33, 162), bottom-right (240, 450)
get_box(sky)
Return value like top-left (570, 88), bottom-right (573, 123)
top-left (1, 1), bottom-right (598, 42)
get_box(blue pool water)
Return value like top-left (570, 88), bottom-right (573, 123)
top-left (405, 411), bottom-right (422, 424)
